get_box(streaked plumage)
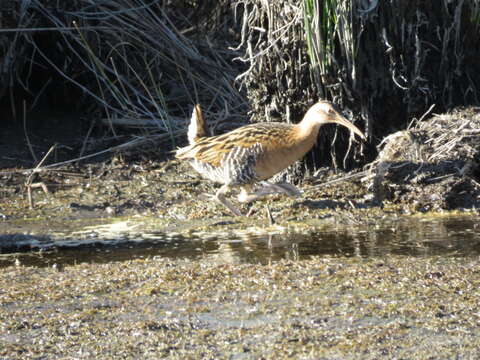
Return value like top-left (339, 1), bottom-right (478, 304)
top-left (176, 101), bottom-right (366, 216)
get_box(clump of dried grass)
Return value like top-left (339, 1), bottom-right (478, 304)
top-left (0, 0), bottom-right (248, 151)
top-left (41, 0), bottom-right (248, 145)
top-left (368, 107), bottom-right (480, 210)
top-left (374, 108), bottom-right (480, 170)
top-left (416, 110), bottom-right (480, 165)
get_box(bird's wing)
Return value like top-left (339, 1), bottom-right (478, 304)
top-left (177, 123), bottom-right (294, 167)
top-left (192, 133), bottom-right (262, 167)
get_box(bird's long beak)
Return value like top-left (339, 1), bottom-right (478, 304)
top-left (332, 113), bottom-right (366, 140)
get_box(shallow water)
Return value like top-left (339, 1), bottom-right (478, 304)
top-left (1, 215), bottom-right (478, 268)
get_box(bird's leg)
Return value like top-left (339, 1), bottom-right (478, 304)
top-left (214, 185), bottom-right (243, 216)
top-left (237, 185), bottom-right (254, 203)
top-left (237, 182), bottom-right (302, 203)
top-left (265, 182), bottom-right (302, 197)
top-left (199, 186), bottom-right (243, 216)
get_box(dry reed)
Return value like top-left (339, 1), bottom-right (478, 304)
top-left (1, 0), bottom-right (479, 177)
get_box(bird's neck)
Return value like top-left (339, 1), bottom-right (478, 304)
top-left (294, 116), bottom-right (322, 146)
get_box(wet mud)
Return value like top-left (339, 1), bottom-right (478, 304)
top-left (0, 108), bottom-right (479, 358)
top-left (1, 255), bottom-right (480, 359)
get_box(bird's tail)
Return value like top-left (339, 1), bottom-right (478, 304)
top-left (175, 104), bottom-right (208, 159)
top-left (187, 104), bottom-right (209, 144)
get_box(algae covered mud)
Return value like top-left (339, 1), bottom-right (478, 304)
top-left (1, 246), bottom-right (480, 358)
top-left (1, 212), bottom-right (480, 358)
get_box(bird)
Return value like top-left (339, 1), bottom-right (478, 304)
top-left (176, 101), bottom-right (366, 216)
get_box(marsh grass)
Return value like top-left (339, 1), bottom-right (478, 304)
top-left (236, 0), bottom-right (479, 170)
top-left (303, 0), bottom-right (338, 96)
top-left (1, 0), bottom-right (247, 152)
top-left (46, 0), bottom-right (247, 147)
top-left (0, 0), bottom-right (479, 175)
top-left (302, 0), bottom-right (480, 133)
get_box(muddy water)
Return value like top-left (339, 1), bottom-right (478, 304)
top-left (1, 214), bottom-right (478, 267)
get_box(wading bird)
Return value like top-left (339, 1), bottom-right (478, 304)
top-left (176, 101), bottom-right (366, 216)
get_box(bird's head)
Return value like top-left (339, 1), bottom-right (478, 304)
top-left (306, 101), bottom-right (366, 140)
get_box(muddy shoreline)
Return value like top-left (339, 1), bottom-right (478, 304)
top-left (1, 154), bottom-right (477, 262)
top-left (1, 155), bottom-right (476, 231)
top-left (2, 255), bottom-right (480, 359)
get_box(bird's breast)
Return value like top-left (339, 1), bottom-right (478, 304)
top-left (254, 134), bottom-right (316, 180)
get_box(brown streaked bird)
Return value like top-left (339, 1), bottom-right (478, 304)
top-left (176, 101), bottom-right (366, 216)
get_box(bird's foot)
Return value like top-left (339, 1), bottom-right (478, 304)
top-left (218, 199), bottom-right (243, 217)
top-left (216, 186), bottom-right (244, 216)
top-left (265, 205), bottom-right (275, 225)
top-left (199, 193), bottom-right (214, 201)
top-left (245, 206), bottom-right (256, 217)
top-left (246, 205), bottom-right (275, 223)
top-left (200, 191), bottom-right (243, 216)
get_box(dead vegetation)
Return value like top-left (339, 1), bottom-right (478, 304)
top-left (0, 0), bottom-right (479, 187)
top-left (368, 107), bottom-right (480, 211)
top-left (0, 0), bottom-right (247, 150)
